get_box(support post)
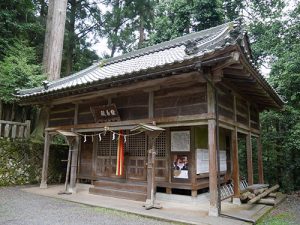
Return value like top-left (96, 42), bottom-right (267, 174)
top-left (257, 137), bottom-right (264, 184)
top-left (231, 128), bottom-right (241, 204)
top-left (208, 119), bottom-right (218, 216)
top-left (246, 133), bottom-right (253, 185)
top-left (40, 131), bottom-right (51, 189)
top-left (207, 82), bottom-right (219, 217)
top-left (148, 91), bottom-right (154, 119)
top-left (231, 96), bottom-right (240, 204)
top-left (69, 136), bottom-right (79, 193)
top-left (145, 130), bottom-right (162, 210)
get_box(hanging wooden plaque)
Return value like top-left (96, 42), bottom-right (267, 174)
top-left (90, 104), bottom-right (120, 123)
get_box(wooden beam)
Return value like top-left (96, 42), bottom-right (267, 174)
top-left (249, 185), bottom-right (279, 204)
top-left (232, 96), bottom-right (240, 198)
top-left (211, 51), bottom-right (240, 72)
top-left (257, 136), bottom-right (264, 184)
top-left (47, 71), bottom-right (204, 105)
top-left (208, 119), bottom-right (218, 215)
top-left (246, 102), bottom-right (253, 185)
top-left (148, 91), bottom-right (154, 119)
top-left (207, 82), bottom-right (219, 216)
top-left (246, 133), bottom-right (253, 185)
top-left (45, 114), bottom-right (212, 131)
top-left (69, 136), bottom-right (79, 193)
top-left (40, 132), bottom-right (51, 189)
top-left (223, 68), bottom-right (248, 76)
top-left (232, 127), bottom-right (240, 197)
top-left (145, 130), bottom-right (162, 209)
top-left (74, 103), bottom-right (78, 125)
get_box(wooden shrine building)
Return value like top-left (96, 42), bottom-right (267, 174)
top-left (17, 20), bottom-right (283, 216)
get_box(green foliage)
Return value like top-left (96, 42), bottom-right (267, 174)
top-left (149, 0), bottom-right (225, 44)
top-left (0, 0), bottom-right (44, 61)
top-left (0, 41), bottom-right (45, 103)
top-left (0, 138), bottom-right (69, 186)
top-left (0, 139), bottom-right (36, 186)
top-left (249, 2), bottom-right (300, 192)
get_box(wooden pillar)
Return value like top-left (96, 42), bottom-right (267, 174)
top-left (232, 96), bottom-right (240, 203)
top-left (40, 131), bottom-right (51, 189)
top-left (246, 133), bottom-right (253, 185)
top-left (207, 82), bottom-right (219, 217)
top-left (246, 102), bottom-right (253, 185)
top-left (145, 130), bottom-right (161, 210)
top-left (208, 120), bottom-right (218, 216)
top-left (69, 136), bottom-right (79, 193)
top-left (148, 91), bottom-right (154, 119)
top-left (231, 128), bottom-right (240, 198)
top-left (190, 127), bottom-right (197, 198)
top-left (257, 137), bottom-right (264, 184)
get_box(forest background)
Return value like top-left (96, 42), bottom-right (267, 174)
top-left (0, 0), bottom-right (299, 192)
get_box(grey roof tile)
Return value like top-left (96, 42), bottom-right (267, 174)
top-left (18, 22), bottom-right (232, 98)
top-left (17, 20), bottom-right (282, 108)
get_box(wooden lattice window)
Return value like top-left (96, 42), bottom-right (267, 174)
top-left (111, 135), bottom-right (118, 157)
top-left (155, 131), bottom-right (166, 157)
top-left (97, 133), bottom-right (119, 157)
top-left (128, 133), bottom-right (147, 156)
top-left (97, 133), bottom-right (110, 156)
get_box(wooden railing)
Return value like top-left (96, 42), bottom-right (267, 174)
top-left (0, 120), bottom-right (31, 139)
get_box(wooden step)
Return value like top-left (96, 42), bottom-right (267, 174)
top-left (93, 179), bottom-right (147, 193)
top-left (89, 186), bottom-right (147, 202)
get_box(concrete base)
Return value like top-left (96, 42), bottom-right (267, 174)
top-left (23, 184), bottom-right (276, 225)
top-left (68, 186), bottom-right (77, 194)
top-left (40, 182), bottom-right (47, 189)
top-left (208, 206), bottom-right (219, 217)
top-left (232, 197), bottom-right (242, 205)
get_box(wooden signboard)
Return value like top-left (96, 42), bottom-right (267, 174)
top-left (90, 104), bottom-right (120, 123)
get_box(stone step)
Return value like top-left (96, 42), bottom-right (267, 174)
top-left (93, 179), bottom-right (147, 193)
top-left (89, 186), bottom-right (147, 202)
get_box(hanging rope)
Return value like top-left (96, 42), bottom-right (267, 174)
top-left (73, 127), bottom-right (143, 143)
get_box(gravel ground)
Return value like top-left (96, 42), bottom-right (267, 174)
top-left (0, 186), bottom-right (178, 225)
top-left (257, 192), bottom-right (300, 225)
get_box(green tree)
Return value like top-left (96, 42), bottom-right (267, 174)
top-left (0, 41), bottom-right (45, 103)
top-left (250, 2), bottom-right (300, 192)
top-left (0, 0), bottom-right (44, 61)
top-left (62, 0), bottom-right (101, 76)
top-left (149, 0), bottom-right (225, 44)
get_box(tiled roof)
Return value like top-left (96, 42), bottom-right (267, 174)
top-left (18, 21), bottom-right (238, 98)
top-left (16, 19), bottom-right (283, 109)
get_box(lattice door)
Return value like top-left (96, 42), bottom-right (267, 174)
top-left (109, 135), bottom-right (119, 178)
top-left (155, 131), bottom-right (168, 181)
top-left (96, 133), bottom-right (110, 176)
top-left (96, 133), bottom-right (119, 177)
top-left (127, 133), bottom-right (147, 180)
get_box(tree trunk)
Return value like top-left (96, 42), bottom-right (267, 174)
top-left (31, 107), bottom-right (49, 142)
top-left (33, 0), bottom-right (68, 140)
top-left (43, 0), bottom-right (68, 81)
top-left (42, 0), bottom-right (55, 71)
top-left (66, 0), bottom-right (77, 76)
